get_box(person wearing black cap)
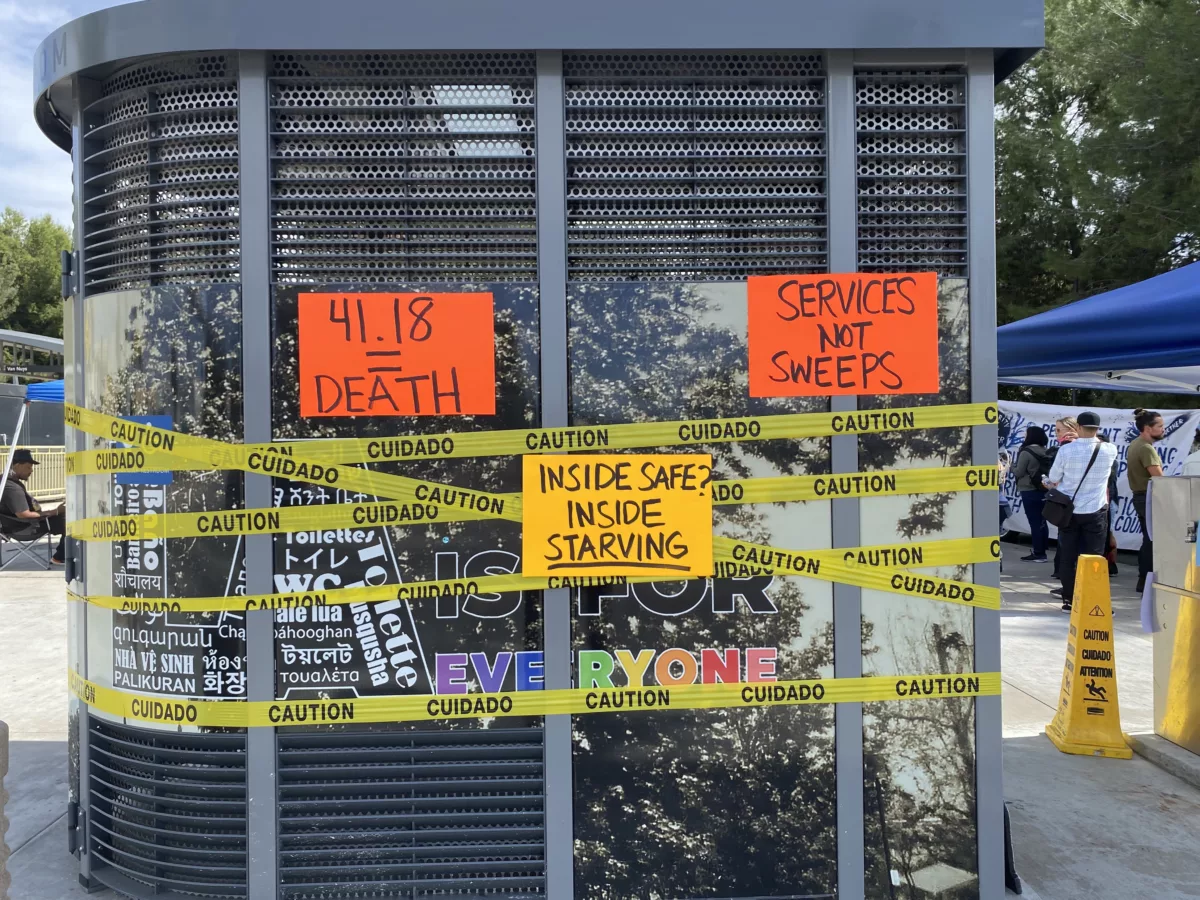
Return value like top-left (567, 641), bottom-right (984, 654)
top-left (1042, 411), bottom-right (1117, 611)
top-left (1, 448), bottom-right (66, 564)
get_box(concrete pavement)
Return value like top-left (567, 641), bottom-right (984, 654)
top-left (0, 561), bottom-right (116, 900)
top-left (1001, 543), bottom-right (1200, 900)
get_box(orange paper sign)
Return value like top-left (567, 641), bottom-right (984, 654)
top-left (747, 273), bottom-right (940, 397)
top-left (298, 292), bottom-right (496, 418)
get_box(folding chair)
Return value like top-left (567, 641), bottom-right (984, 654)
top-left (0, 511), bottom-right (54, 571)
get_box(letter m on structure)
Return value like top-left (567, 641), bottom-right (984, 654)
top-left (43, 34), bottom-right (66, 79)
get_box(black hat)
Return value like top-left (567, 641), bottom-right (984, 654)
top-left (1077, 411), bottom-right (1102, 428)
top-left (9, 449), bottom-right (39, 466)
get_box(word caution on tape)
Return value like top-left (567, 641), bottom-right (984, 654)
top-left (65, 401), bottom-right (998, 469)
top-left (65, 404), bottom-right (520, 522)
top-left (68, 535), bottom-right (999, 615)
top-left (70, 669), bottom-right (1001, 728)
top-left (67, 465), bottom-right (1002, 543)
top-left (62, 401), bottom-right (1002, 607)
top-left (63, 393), bottom-right (1002, 729)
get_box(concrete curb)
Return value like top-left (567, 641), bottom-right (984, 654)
top-left (1125, 732), bottom-right (1200, 791)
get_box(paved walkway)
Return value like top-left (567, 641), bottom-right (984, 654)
top-left (3, 548), bottom-right (1199, 898)
top-left (0, 560), bottom-right (117, 899)
top-left (1001, 544), bottom-right (1200, 900)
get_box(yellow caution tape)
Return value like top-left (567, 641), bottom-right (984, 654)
top-left (65, 403), bottom-right (998, 532)
top-left (68, 535), bottom-right (998, 614)
top-left (67, 575), bottom-right (625, 614)
top-left (708, 465), bottom-right (999, 504)
top-left (64, 403), bottom-right (1000, 612)
top-left (713, 536), bottom-right (1000, 610)
top-left (69, 668), bottom-right (1000, 728)
top-left (67, 499), bottom-right (489, 541)
top-left (65, 404), bottom-right (521, 522)
top-left (66, 402), bottom-right (998, 472)
top-left (818, 535), bottom-right (998, 571)
top-left (68, 465), bottom-right (1001, 542)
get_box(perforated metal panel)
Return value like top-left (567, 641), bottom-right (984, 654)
top-left (268, 53), bottom-right (537, 284)
top-left (855, 69), bottom-right (967, 276)
top-left (87, 717), bottom-right (248, 898)
top-left (563, 53), bottom-right (827, 281)
top-left (277, 728), bottom-right (545, 898)
top-left (81, 55), bottom-right (240, 295)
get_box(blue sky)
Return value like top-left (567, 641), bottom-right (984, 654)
top-left (1, 0), bottom-right (134, 226)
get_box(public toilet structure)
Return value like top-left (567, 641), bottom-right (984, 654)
top-left (34, 2), bottom-right (1042, 897)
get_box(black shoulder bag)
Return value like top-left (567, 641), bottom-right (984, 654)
top-left (1042, 444), bottom-right (1102, 530)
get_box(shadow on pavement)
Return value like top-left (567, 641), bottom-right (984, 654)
top-left (1004, 733), bottom-right (1200, 900)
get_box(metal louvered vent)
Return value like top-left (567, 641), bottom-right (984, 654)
top-left (856, 69), bottom-right (967, 276)
top-left (82, 55), bottom-right (239, 295)
top-left (277, 728), bottom-right (545, 898)
top-left (563, 53), bottom-right (827, 282)
top-left (268, 53), bottom-right (537, 284)
top-left (88, 717), bottom-right (247, 898)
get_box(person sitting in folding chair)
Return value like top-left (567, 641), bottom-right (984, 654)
top-left (1, 448), bottom-right (65, 567)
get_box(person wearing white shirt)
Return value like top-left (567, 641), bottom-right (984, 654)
top-left (1043, 411), bottom-right (1118, 611)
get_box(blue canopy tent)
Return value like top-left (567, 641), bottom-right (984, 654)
top-left (24, 380), bottom-right (65, 403)
top-left (998, 262), bottom-right (1200, 394)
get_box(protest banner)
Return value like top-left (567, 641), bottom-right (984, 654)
top-left (999, 402), bottom-right (1200, 551)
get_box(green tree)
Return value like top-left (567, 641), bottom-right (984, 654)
top-left (995, 0), bottom-right (1200, 408)
top-left (1051, 0), bottom-right (1200, 284)
top-left (0, 207), bottom-right (71, 338)
top-left (994, 21), bottom-right (1084, 326)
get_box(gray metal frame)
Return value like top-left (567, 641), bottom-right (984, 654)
top-left (33, 0), bottom-right (1042, 123)
top-left (536, 49), bottom-right (575, 900)
top-left (826, 49), bottom-right (866, 900)
top-left (69, 72), bottom-right (99, 887)
top-left (237, 50), bottom-right (279, 896)
top-left (966, 47), bottom-right (1003, 900)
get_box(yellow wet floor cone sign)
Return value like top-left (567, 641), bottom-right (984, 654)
top-left (1046, 554), bottom-right (1132, 758)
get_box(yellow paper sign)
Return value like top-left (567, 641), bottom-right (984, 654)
top-left (522, 454), bottom-right (714, 578)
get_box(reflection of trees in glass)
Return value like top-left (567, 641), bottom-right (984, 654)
top-left (859, 277), bottom-right (978, 898)
top-left (269, 284), bottom-right (543, 731)
top-left (84, 286), bottom-right (247, 707)
top-left (87, 285), bottom-right (246, 595)
top-left (863, 610), bottom-right (976, 899)
top-left (570, 282), bottom-right (829, 481)
top-left (569, 283), bottom-right (836, 899)
top-left (68, 707), bottom-right (80, 804)
top-left (271, 283), bottom-right (539, 536)
top-left (859, 278), bottom-right (970, 536)
top-left (91, 286), bottom-right (243, 444)
top-left (575, 613), bottom-right (836, 900)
